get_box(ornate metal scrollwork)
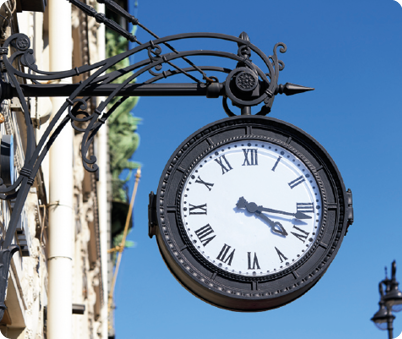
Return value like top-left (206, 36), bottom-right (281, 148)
top-left (0, 0), bottom-right (314, 321)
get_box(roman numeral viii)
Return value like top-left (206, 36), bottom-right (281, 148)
top-left (195, 224), bottom-right (216, 246)
top-left (214, 155), bottom-right (233, 175)
top-left (242, 149), bottom-right (258, 166)
top-left (247, 252), bottom-right (261, 270)
top-left (189, 203), bottom-right (207, 215)
top-left (216, 244), bottom-right (235, 266)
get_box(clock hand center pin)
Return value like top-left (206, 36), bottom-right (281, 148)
top-left (236, 197), bottom-right (288, 236)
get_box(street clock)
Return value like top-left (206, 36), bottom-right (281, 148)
top-left (149, 115), bottom-right (353, 311)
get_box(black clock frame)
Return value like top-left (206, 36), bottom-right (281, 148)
top-left (149, 115), bottom-right (353, 312)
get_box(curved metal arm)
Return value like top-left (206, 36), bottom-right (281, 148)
top-left (0, 19), bottom-right (314, 324)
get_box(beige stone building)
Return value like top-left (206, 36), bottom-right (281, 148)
top-left (0, 1), bottom-right (113, 338)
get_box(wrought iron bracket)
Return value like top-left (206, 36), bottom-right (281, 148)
top-left (0, 0), bottom-right (314, 322)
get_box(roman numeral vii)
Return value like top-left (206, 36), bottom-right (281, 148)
top-left (216, 244), bottom-right (235, 266)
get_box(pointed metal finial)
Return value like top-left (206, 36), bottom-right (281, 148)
top-left (276, 82), bottom-right (314, 96)
top-left (238, 32), bottom-right (250, 43)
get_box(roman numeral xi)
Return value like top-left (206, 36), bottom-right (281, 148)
top-left (214, 155), bottom-right (233, 175)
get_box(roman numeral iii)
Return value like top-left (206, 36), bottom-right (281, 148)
top-left (216, 244), bottom-right (235, 266)
top-left (189, 203), bottom-right (207, 215)
top-left (297, 202), bottom-right (314, 214)
top-left (242, 149), bottom-right (258, 166)
top-left (195, 224), bottom-right (216, 246)
top-left (214, 155), bottom-right (233, 175)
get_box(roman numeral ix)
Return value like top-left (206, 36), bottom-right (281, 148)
top-left (189, 203), bottom-right (207, 215)
top-left (195, 224), bottom-right (216, 246)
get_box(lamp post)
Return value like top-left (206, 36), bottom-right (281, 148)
top-left (372, 261), bottom-right (402, 339)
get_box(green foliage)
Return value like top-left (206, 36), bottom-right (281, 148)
top-left (106, 28), bottom-right (141, 203)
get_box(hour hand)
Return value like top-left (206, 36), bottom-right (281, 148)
top-left (254, 212), bottom-right (288, 236)
top-left (236, 197), bottom-right (288, 236)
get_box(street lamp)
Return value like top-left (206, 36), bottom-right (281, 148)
top-left (372, 261), bottom-right (402, 339)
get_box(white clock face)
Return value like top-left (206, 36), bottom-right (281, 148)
top-left (180, 139), bottom-right (322, 277)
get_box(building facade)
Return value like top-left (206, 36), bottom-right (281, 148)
top-left (0, 1), bottom-right (112, 338)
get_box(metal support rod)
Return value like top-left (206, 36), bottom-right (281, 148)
top-left (2, 82), bottom-right (225, 99)
top-left (387, 315), bottom-right (393, 339)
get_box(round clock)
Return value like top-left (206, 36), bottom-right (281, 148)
top-left (149, 115), bottom-right (353, 312)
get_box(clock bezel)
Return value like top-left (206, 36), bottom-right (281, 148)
top-left (153, 115), bottom-right (350, 312)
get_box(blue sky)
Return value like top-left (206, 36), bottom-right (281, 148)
top-left (113, 1), bottom-right (402, 338)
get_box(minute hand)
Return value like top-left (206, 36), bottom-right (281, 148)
top-left (256, 206), bottom-right (311, 220)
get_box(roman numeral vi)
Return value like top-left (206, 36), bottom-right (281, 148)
top-left (247, 252), bottom-right (261, 270)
